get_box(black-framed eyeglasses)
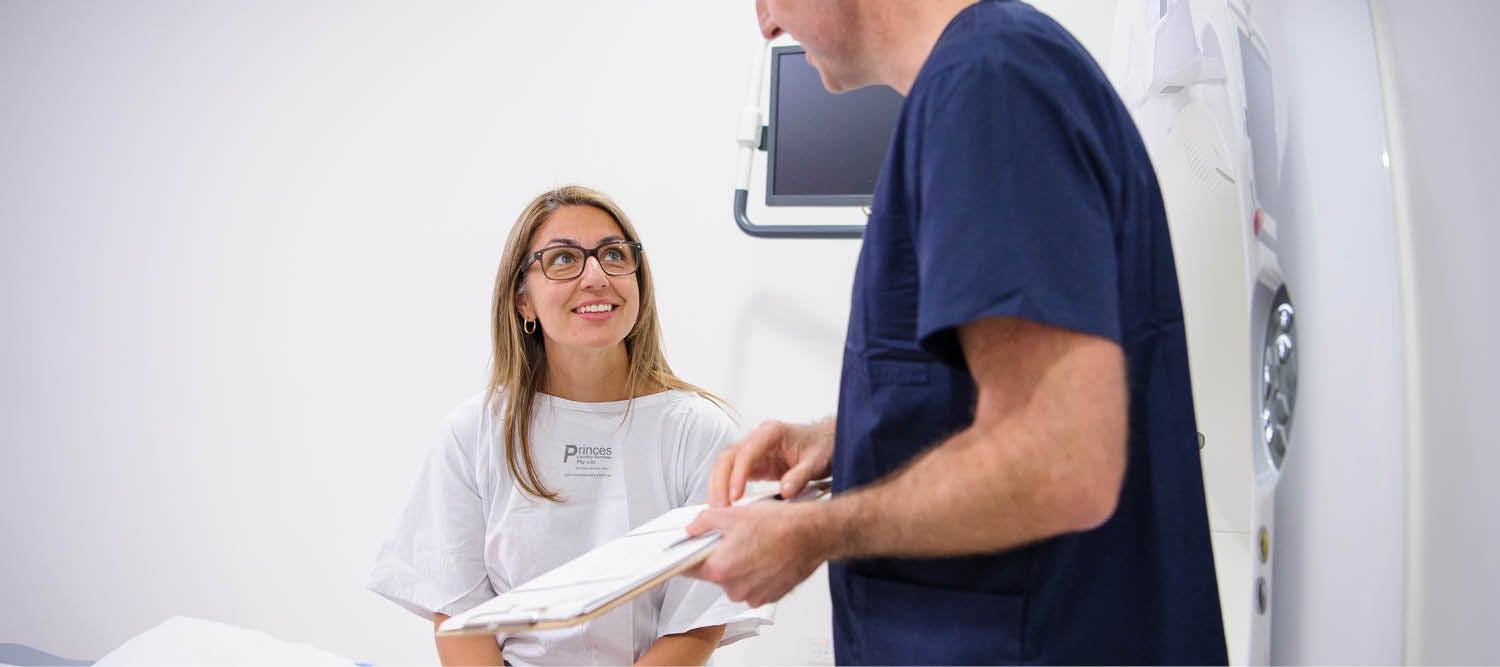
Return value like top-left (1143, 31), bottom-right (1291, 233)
top-left (519, 241), bottom-right (644, 281)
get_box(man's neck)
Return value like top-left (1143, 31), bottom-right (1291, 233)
top-left (870, 0), bottom-right (981, 96)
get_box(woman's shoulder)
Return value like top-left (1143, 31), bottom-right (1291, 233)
top-left (431, 390), bottom-right (512, 486)
top-left (651, 390), bottom-right (739, 445)
top-left (438, 390), bottom-right (505, 444)
top-left (655, 389), bottom-right (731, 419)
top-left (444, 389), bottom-right (493, 421)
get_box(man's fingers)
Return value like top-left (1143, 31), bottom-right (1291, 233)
top-left (682, 510), bottom-right (732, 585)
top-left (726, 424), bottom-right (770, 504)
top-left (685, 508), bottom-right (720, 536)
top-left (709, 421), bottom-right (796, 507)
top-left (727, 443), bottom-right (757, 505)
top-left (709, 442), bottom-right (755, 508)
top-left (707, 448), bottom-right (735, 508)
top-left (780, 460), bottom-right (819, 499)
top-left (710, 424), bottom-right (776, 507)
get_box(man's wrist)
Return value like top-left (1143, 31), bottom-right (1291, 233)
top-left (793, 495), bottom-right (857, 562)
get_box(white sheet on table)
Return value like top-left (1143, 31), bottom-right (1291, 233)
top-left (92, 616), bottom-right (353, 667)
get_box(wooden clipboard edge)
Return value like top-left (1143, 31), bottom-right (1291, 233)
top-left (435, 542), bottom-right (717, 637)
top-left (435, 478), bottom-right (833, 638)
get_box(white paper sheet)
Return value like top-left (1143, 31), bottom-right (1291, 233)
top-left (440, 481), bottom-right (829, 635)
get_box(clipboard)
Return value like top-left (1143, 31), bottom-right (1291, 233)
top-left (436, 479), bottom-right (833, 637)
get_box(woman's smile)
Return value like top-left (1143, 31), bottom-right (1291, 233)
top-left (572, 300), bottom-right (621, 320)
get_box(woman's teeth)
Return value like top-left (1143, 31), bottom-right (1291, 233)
top-left (575, 304), bottom-right (614, 313)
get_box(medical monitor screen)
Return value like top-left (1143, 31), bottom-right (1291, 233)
top-left (767, 46), bottom-right (904, 206)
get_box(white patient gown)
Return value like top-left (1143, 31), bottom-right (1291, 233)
top-left (368, 390), bottom-right (772, 666)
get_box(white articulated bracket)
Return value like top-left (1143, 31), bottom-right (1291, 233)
top-left (731, 39), bottom-right (865, 239)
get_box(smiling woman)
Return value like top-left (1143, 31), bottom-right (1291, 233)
top-left (513, 206), bottom-right (646, 378)
top-left (367, 186), bottom-right (772, 666)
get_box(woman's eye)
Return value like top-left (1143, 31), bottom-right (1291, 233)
top-left (548, 252), bottom-right (576, 266)
top-left (603, 248), bottom-right (624, 262)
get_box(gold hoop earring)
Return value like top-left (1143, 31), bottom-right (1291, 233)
top-left (523, 318), bottom-right (537, 335)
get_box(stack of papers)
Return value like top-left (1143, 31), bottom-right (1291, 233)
top-left (439, 480), bottom-right (831, 636)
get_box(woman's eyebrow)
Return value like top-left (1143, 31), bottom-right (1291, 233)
top-left (543, 235), bottom-right (624, 247)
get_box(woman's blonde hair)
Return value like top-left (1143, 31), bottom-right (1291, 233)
top-left (488, 185), bottom-right (723, 502)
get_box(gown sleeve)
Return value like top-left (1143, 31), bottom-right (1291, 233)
top-left (367, 407), bottom-right (496, 619)
top-left (655, 399), bottom-right (775, 645)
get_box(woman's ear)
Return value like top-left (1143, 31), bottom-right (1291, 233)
top-left (515, 291), bottom-right (535, 321)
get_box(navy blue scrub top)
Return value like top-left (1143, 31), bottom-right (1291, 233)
top-left (829, 1), bottom-right (1228, 664)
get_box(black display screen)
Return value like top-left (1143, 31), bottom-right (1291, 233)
top-left (766, 46), bottom-right (904, 206)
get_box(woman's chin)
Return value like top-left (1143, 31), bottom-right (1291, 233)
top-left (545, 331), bottom-right (630, 354)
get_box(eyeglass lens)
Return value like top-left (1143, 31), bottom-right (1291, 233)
top-left (540, 242), bottom-right (639, 280)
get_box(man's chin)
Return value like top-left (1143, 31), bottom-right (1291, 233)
top-left (820, 76), bottom-right (877, 95)
top-left (816, 69), bottom-right (850, 94)
top-left (811, 61), bottom-right (872, 94)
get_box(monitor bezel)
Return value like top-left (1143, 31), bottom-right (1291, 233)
top-left (766, 45), bottom-right (883, 207)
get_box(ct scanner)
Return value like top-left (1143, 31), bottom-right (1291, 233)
top-left (1110, 1), bottom-right (1299, 664)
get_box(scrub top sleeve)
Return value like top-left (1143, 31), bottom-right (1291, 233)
top-left (912, 62), bottom-right (1122, 370)
top-left (367, 420), bottom-right (495, 619)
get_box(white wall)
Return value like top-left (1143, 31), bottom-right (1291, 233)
top-left (1374, 1), bottom-right (1500, 663)
top-left (0, 1), bottom-right (1117, 665)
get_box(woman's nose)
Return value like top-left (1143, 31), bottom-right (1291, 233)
top-left (578, 256), bottom-right (610, 288)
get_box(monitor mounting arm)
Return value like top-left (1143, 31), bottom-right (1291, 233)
top-left (732, 41), bottom-right (865, 239)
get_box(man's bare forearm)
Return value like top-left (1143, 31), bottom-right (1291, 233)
top-left (809, 326), bottom-right (1127, 562)
top-left (809, 418), bottom-right (1114, 561)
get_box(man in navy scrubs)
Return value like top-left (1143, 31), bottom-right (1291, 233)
top-left (687, 0), bottom-right (1228, 663)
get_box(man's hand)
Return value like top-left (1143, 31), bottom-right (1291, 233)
top-left (685, 501), bottom-right (829, 607)
top-left (695, 316), bottom-right (1125, 582)
top-left (707, 419), bottom-right (834, 507)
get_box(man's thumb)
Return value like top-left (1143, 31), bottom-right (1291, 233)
top-left (685, 508), bottom-right (718, 536)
